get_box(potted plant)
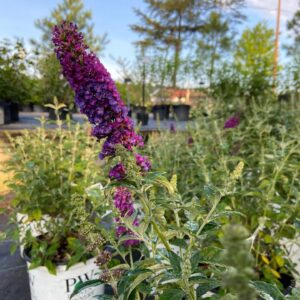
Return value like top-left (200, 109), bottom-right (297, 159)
top-left (152, 103), bottom-right (170, 121)
top-left (136, 108), bottom-right (149, 125)
top-left (172, 104), bottom-right (191, 121)
top-left (3, 107), bottom-right (108, 299)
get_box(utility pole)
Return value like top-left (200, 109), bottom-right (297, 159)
top-left (273, 0), bottom-right (281, 86)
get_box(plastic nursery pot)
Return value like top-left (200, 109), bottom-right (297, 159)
top-left (136, 110), bottom-right (149, 126)
top-left (172, 104), bottom-right (191, 121)
top-left (0, 101), bottom-right (12, 124)
top-left (152, 105), bottom-right (170, 121)
top-left (10, 102), bottom-right (20, 122)
top-left (23, 248), bottom-right (104, 300)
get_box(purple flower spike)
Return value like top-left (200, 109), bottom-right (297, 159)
top-left (114, 187), bottom-right (135, 217)
top-left (224, 116), bottom-right (240, 129)
top-left (109, 163), bottom-right (126, 181)
top-left (135, 154), bottom-right (151, 172)
top-left (52, 22), bottom-right (143, 159)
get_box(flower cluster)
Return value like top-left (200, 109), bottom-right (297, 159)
top-left (109, 163), bottom-right (126, 181)
top-left (95, 250), bottom-right (112, 267)
top-left (135, 153), bottom-right (151, 172)
top-left (114, 187), bottom-right (140, 246)
top-left (224, 116), bottom-right (240, 129)
top-left (52, 22), bottom-right (143, 160)
top-left (113, 187), bottom-right (135, 217)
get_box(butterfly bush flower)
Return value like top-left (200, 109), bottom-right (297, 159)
top-left (52, 22), bottom-right (143, 161)
top-left (109, 163), bottom-right (126, 181)
top-left (52, 22), bottom-right (147, 246)
top-left (114, 187), bottom-right (140, 246)
top-left (224, 116), bottom-right (240, 129)
top-left (135, 153), bottom-right (151, 172)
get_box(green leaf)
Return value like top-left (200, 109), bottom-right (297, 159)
top-left (279, 225), bottom-right (296, 239)
top-left (203, 185), bottom-right (218, 199)
top-left (251, 281), bottom-right (285, 300)
top-left (118, 269), bottom-right (152, 297)
top-left (70, 279), bottom-right (104, 299)
top-left (45, 260), bottom-right (56, 275)
top-left (94, 296), bottom-right (115, 300)
top-left (29, 208), bottom-right (42, 221)
top-left (167, 251), bottom-right (182, 275)
top-left (160, 289), bottom-right (185, 300)
top-left (196, 279), bottom-right (221, 297)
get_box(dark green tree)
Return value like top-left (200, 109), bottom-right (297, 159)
top-left (0, 39), bottom-right (37, 105)
top-left (131, 0), bottom-right (245, 87)
top-left (33, 0), bottom-right (108, 107)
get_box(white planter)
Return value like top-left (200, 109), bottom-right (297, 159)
top-left (26, 257), bottom-right (104, 300)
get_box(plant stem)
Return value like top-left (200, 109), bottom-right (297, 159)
top-left (152, 221), bottom-right (171, 252)
top-left (197, 196), bottom-right (221, 236)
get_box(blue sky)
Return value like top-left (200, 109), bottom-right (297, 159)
top-left (0, 0), bottom-right (298, 79)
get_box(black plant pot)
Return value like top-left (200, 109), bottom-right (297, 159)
top-left (48, 108), bottom-right (70, 121)
top-left (153, 105), bottom-right (170, 121)
top-left (10, 102), bottom-right (19, 122)
top-left (0, 102), bottom-right (12, 124)
top-left (281, 273), bottom-right (296, 295)
top-left (134, 106), bottom-right (146, 114)
top-left (172, 104), bottom-right (190, 121)
top-left (136, 111), bottom-right (149, 125)
top-left (22, 104), bottom-right (33, 112)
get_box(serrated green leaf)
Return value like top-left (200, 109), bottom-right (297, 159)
top-left (251, 281), bottom-right (285, 300)
top-left (196, 279), bottom-right (221, 297)
top-left (167, 251), bottom-right (182, 275)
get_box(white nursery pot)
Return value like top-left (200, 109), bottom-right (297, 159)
top-left (25, 257), bottom-right (104, 300)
